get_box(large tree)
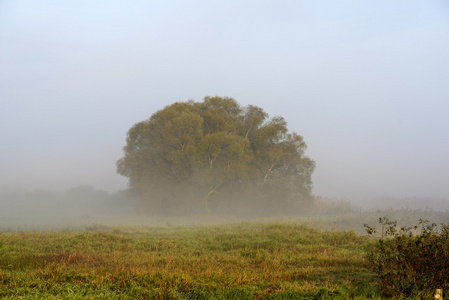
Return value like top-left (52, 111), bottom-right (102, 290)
top-left (117, 96), bottom-right (315, 216)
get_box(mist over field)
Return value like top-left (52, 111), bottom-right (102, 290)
top-left (1, 185), bottom-right (448, 233)
top-left (1, 1), bottom-right (449, 229)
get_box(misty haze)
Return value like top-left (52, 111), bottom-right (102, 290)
top-left (2, 2), bottom-right (449, 221)
top-left (1, 1), bottom-right (449, 298)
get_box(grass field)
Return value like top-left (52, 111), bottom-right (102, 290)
top-left (2, 200), bottom-right (448, 299)
top-left (0, 221), bottom-right (381, 299)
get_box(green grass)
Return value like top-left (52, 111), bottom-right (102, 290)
top-left (2, 203), bottom-right (449, 299)
top-left (0, 221), bottom-right (386, 299)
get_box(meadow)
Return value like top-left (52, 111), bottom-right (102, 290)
top-left (1, 198), bottom-right (448, 299)
top-left (1, 221), bottom-right (377, 299)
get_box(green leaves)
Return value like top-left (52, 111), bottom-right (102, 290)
top-left (117, 96), bottom-right (315, 216)
top-left (365, 217), bottom-right (449, 298)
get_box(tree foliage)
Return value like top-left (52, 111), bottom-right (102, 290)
top-left (117, 96), bottom-right (315, 216)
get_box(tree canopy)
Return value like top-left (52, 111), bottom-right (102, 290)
top-left (117, 96), bottom-right (315, 216)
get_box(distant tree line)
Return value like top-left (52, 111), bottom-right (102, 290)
top-left (0, 186), bottom-right (130, 217)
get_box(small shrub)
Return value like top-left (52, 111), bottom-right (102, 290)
top-left (364, 217), bottom-right (449, 297)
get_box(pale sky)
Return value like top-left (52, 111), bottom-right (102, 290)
top-left (1, 1), bottom-right (449, 202)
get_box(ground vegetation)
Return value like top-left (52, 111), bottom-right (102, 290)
top-left (0, 221), bottom-right (377, 299)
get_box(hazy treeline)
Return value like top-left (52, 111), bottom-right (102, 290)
top-left (0, 186), bottom-right (134, 222)
top-left (1, 185), bottom-right (448, 233)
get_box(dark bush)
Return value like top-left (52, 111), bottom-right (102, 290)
top-left (364, 217), bottom-right (449, 298)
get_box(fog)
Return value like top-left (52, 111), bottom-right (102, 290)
top-left (1, 1), bottom-right (449, 225)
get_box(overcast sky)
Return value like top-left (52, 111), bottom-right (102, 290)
top-left (1, 1), bottom-right (449, 202)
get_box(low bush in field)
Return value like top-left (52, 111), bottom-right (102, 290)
top-left (365, 218), bottom-right (449, 298)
